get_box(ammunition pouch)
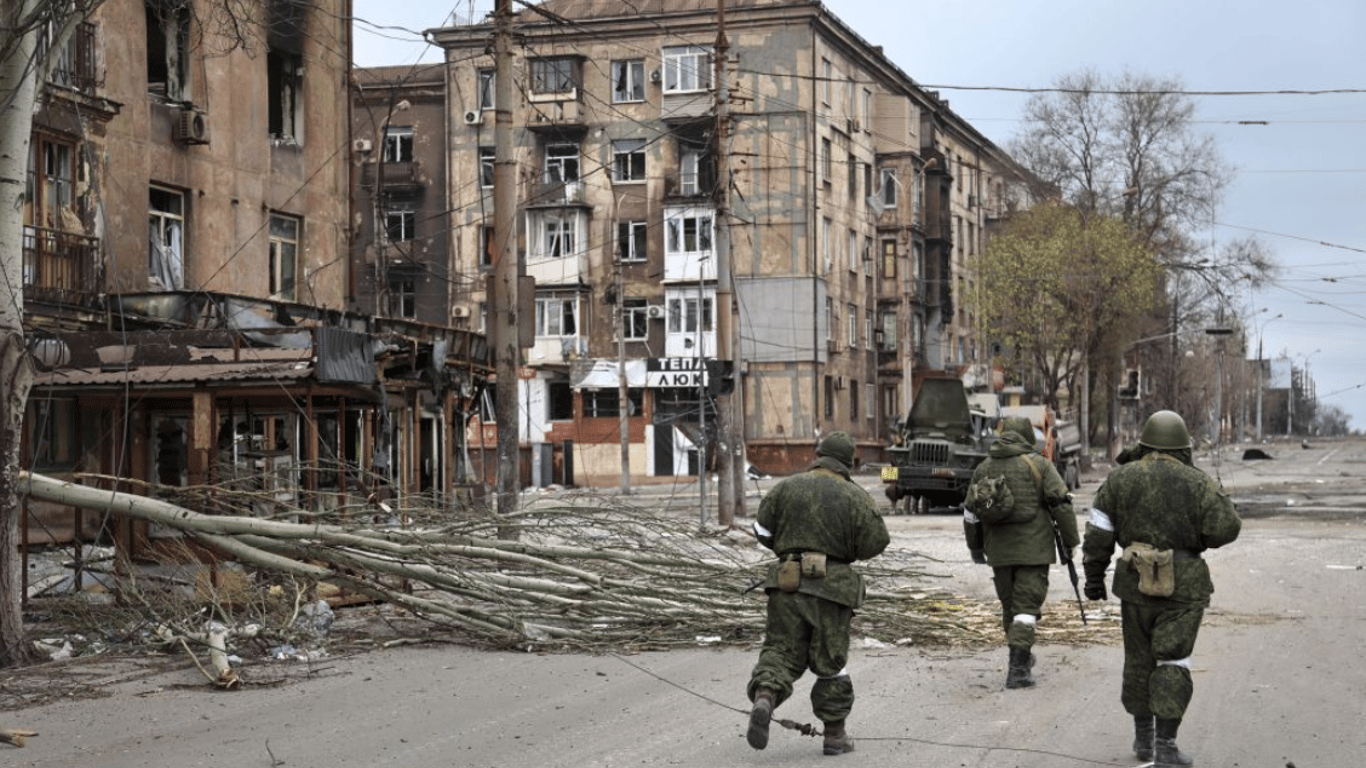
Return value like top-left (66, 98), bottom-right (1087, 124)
top-left (1120, 542), bottom-right (1191, 597)
top-left (777, 551), bottom-right (832, 593)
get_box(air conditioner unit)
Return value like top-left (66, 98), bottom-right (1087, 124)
top-left (353, 138), bottom-right (373, 153)
top-left (463, 109), bottom-right (483, 126)
top-left (452, 305), bottom-right (472, 318)
top-left (646, 304), bottom-right (666, 320)
top-left (174, 108), bottom-right (210, 145)
top-left (851, 119), bottom-right (862, 133)
top-left (845, 118), bottom-right (855, 134)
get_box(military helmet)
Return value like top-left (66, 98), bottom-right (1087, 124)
top-left (817, 430), bottom-right (856, 468)
top-left (1139, 410), bottom-right (1191, 450)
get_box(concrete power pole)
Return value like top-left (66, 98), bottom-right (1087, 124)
top-left (491, 0), bottom-right (522, 528)
top-left (713, 0), bottom-right (740, 527)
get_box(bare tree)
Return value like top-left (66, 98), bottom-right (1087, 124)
top-left (1008, 68), bottom-right (1275, 445)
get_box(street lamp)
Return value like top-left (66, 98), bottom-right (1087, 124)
top-left (1204, 326), bottom-right (1234, 450)
top-left (1289, 348), bottom-right (1321, 437)
top-left (1255, 312), bottom-right (1282, 442)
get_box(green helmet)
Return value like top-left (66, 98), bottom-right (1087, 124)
top-left (1139, 410), bottom-right (1191, 450)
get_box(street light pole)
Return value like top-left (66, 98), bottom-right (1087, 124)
top-left (1255, 313), bottom-right (1281, 442)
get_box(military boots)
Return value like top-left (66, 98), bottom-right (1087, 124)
top-left (747, 689), bottom-right (775, 750)
top-left (822, 719), bottom-right (854, 755)
top-left (1005, 647), bottom-right (1036, 689)
top-left (1154, 718), bottom-right (1194, 766)
top-left (1133, 714), bottom-right (1156, 761)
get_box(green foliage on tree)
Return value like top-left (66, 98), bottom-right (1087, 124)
top-left (970, 202), bottom-right (1163, 412)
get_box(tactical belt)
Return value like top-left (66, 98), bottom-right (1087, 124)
top-left (1171, 549), bottom-right (1201, 561)
top-left (778, 552), bottom-right (850, 565)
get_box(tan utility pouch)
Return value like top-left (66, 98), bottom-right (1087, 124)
top-left (1120, 542), bottom-right (1176, 597)
top-left (777, 559), bottom-right (801, 593)
top-left (800, 552), bottom-right (828, 579)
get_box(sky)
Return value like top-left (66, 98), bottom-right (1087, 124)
top-left (353, 0), bottom-right (1366, 432)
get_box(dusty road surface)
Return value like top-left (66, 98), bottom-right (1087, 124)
top-left (3, 437), bottom-right (1365, 767)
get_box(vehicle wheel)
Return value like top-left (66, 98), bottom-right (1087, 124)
top-left (915, 495), bottom-right (931, 515)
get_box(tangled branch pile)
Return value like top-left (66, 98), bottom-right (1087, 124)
top-left (21, 472), bottom-right (1054, 653)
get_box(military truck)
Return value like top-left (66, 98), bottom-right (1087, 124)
top-left (881, 377), bottom-right (996, 514)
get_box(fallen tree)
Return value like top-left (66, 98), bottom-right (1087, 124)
top-left (19, 471), bottom-right (1009, 654)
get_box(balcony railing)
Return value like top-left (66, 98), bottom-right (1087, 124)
top-left (41, 22), bottom-right (101, 93)
top-left (23, 225), bottom-right (101, 301)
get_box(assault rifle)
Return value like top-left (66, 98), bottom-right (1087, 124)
top-left (1053, 524), bottom-right (1087, 625)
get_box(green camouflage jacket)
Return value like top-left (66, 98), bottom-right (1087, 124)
top-left (1083, 451), bottom-right (1241, 604)
top-left (754, 457), bottom-right (890, 608)
top-left (963, 430), bottom-right (1079, 565)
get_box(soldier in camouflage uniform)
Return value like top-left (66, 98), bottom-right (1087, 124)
top-left (746, 431), bottom-right (890, 756)
top-left (1083, 410), bottom-right (1241, 767)
top-left (963, 416), bottom-right (1079, 689)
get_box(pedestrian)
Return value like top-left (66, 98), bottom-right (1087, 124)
top-left (963, 415), bottom-right (1080, 688)
top-left (1082, 410), bottom-right (1241, 766)
top-left (746, 431), bottom-right (890, 756)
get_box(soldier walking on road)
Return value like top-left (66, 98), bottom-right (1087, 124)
top-left (962, 416), bottom-right (1080, 689)
top-left (1082, 410), bottom-right (1242, 767)
top-left (746, 431), bottom-right (890, 756)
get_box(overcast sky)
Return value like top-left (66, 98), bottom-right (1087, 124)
top-left (353, 0), bottom-right (1366, 432)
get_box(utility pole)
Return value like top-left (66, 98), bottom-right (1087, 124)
top-left (616, 259), bottom-right (631, 493)
top-left (491, 0), bottom-right (521, 530)
top-left (713, 0), bottom-right (739, 527)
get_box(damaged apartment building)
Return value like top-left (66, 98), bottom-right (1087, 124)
top-left (404, 0), bottom-right (1032, 484)
top-left (21, 0), bottom-right (490, 588)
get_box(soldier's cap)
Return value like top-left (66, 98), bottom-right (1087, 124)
top-left (816, 431), bottom-right (856, 468)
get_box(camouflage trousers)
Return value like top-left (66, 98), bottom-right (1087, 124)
top-left (991, 564), bottom-right (1050, 650)
top-left (747, 591), bottom-right (855, 723)
top-left (1120, 600), bottom-right (1205, 720)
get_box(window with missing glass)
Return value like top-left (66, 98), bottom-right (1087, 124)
top-left (613, 139), bottom-right (647, 183)
top-left (662, 46), bottom-right (710, 93)
top-left (584, 388), bottom-right (643, 418)
top-left (612, 59), bottom-right (645, 103)
top-left (383, 126), bottom-right (413, 163)
top-left (530, 57), bottom-right (576, 95)
top-left (618, 220), bottom-right (647, 263)
top-left (269, 212), bottom-right (300, 299)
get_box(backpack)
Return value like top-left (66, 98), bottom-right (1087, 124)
top-left (965, 454), bottom-right (1045, 525)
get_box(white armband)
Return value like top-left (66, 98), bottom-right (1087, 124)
top-left (963, 509), bottom-right (980, 525)
top-left (1089, 507), bottom-right (1114, 532)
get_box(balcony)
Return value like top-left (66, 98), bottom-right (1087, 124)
top-left (361, 161), bottom-right (421, 192)
top-left (526, 179), bottom-right (589, 209)
top-left (23, 225), bottom-right (101, 303)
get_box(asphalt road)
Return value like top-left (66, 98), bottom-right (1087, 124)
top-left (4, 437), bottom-right (1365, 767)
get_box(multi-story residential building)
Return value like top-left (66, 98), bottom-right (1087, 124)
top-left (426, 0), bottom-right (1030, 483)
top-left (351, 64), bottom-right (454, 324)
top-left (20, 1), bottom-right (488, 570)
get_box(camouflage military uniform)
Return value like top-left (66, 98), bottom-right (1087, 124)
top-left (963, 417), bottom-right (1079, 685)
top-left (747, 432), bottom-right (889, 753)
top-left (1083, 434), bottom-right (1241, 758)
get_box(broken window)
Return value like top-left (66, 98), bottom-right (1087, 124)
top-left (612, 139), bottom-right (646, 183)
top-left (662, 46), bottom-right (710, 93)
top-left (536, 295), bottom-right (578, 337)
top-left (543, 214), bottom-right (574, 258)
top-left (385, 208), bottom-right (415, 242)
top-left (665, 210), bottom-right (713, 258)
top-left (148, 185), bottom-right (185, 290)
top-left (545, 143), bottom-right (580, 184)
top-left (267, 50), bottom-right (302, 143)
top-left (612, 59), bottom-right (645, 103)
top-left (623, 299), bottom-right (648, 340)
top-left (479, 146), bottom-right (494, 188)
top-left (388, 271), bottom-right (416, 318)
top-left (269, 212), bottom-right (300, 300)
top-left (146, 0), bottom-right (190, 101)
top-left (27, 398), bottom-right (78, 470)
top-left (617, 220), bottom-right (647, 263)
top-left (477, 69), bottom-right (495, 109)
top-left (530, 57), bottom-right (576, 95)
top-left (27, 134), bottom-right (76, 229)
top-left (383, 126), bottom-right (413, 162)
